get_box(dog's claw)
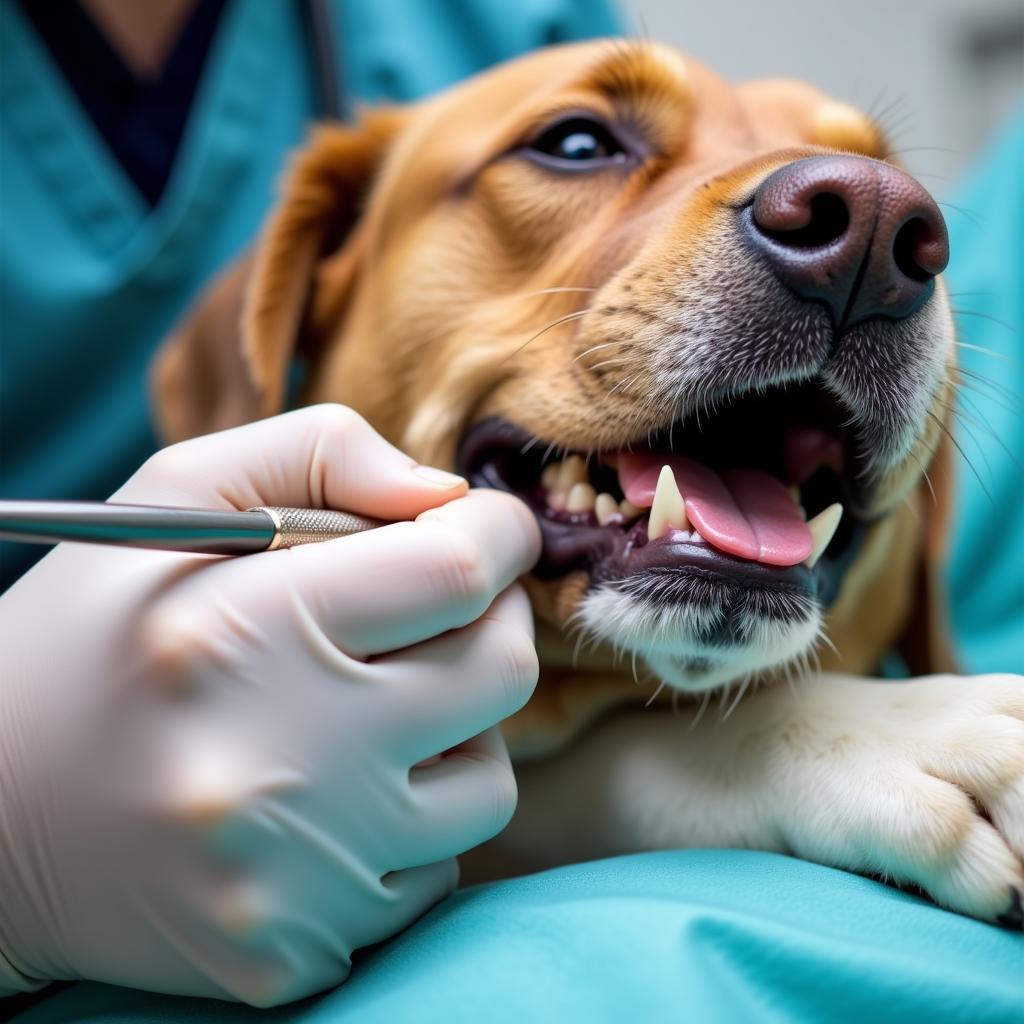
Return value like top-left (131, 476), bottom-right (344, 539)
top-left (995, 888), bottom-right (1023, 931)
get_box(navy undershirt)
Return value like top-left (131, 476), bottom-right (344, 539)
top-left (18, 0), bottom-right (229, 207)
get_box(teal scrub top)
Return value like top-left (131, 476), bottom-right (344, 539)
top-left (0, 0), bottom-right (621, 587)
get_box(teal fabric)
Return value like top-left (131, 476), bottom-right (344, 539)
top-left (13, 851), bottom-right (1024, 1024)
top-left (944, 106), bottom-right (1024, 673)
top-left (0, 0), bottom-right (621, 587)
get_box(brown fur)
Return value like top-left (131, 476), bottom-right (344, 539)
top-left (153, 41), bottom-right (957, 757)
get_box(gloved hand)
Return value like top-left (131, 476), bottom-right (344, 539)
top-left (0, 405), bottom-right (541, 1007)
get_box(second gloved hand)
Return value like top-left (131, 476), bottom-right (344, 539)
top-left (0, 406), bottom-right (541, 1006)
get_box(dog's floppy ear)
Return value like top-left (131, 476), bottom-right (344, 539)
top-left (897, 425), bottom-right (960, 674)
top-left (152, 113), bottom-right (403, 442)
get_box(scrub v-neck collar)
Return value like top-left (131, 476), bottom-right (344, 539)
top-left (1, 0), bottom-right (283, 276)
top-left (16, 0), bottom-right (229, 208)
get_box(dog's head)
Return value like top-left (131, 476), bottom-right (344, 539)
top-left (156, 41), bottom-right (957, 749)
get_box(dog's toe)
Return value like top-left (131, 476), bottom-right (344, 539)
top-left (918, 814), bottom-right (1024, 924)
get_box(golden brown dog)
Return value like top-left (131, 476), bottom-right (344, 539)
top-left (154, 40), bottom-right (1024, 928)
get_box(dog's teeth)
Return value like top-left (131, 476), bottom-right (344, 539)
top-left (620, 499), bottom-right (643, 520)
top-left (541, 463), bottom-right (561, 490)
top-left (805, 503), bottom-right (843, 568)
top-left (548, 488), bottom-right (567, 511)
top-left (566, 482), bottom-right (596, 513)
top-left (595, 492), bottom-right (620, 525)
top-left (558, 455), bottom-right (588, 490)
top-left (649, 465), bottom-right (688, 541)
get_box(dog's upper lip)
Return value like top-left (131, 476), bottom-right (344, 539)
top-left (457, 417), bottom-right (535, 476)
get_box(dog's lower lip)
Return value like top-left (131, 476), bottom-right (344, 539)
top-left (618, 536), bottom-right (814, 587)
top-left (532, 507), bottom-right (813, 592)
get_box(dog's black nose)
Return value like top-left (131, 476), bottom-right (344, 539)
top-left (745, 155), bottom-right (948, 326)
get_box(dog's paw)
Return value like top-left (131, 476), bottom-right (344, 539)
top-left (771, 673), bottom-right (1024, 927)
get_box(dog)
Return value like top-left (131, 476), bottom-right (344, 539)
top-left (153, 40), bottom-right (1024, 928)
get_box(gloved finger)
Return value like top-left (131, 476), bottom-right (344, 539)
top-left (118, 404), bottom-right (467, 521)
top-left (369, 586), bottom-right (538, 758)
top-left (155, 489), bottom-right (541, 661)
top-left (304, 488), bottom-right (540, 657)
top-left (343, 859), bottom-right (459, 953)
top-left (399, 727), bottom-right (518, 867)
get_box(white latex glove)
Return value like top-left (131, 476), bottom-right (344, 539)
top-left (0, 405), bottom-right (541, 1007)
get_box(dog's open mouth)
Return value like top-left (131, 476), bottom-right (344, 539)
top-left (458, 380), bottom-right (869, 605)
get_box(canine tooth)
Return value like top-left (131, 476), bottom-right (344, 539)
top-left (595, 492), bottom-right (619, 525)
top-left (558, 455), bottom-right (588, 490)
top-left (548, 488), bottom-right (567, 511)
top-left (805, 503), bottom-right (843, 568)
top-left (649, 465), bottom-right (689, 541)
top-left (620, 499), bottom-right (643, 520)
top-left (566, 482), bottom-right (597, 513)
top-left (541, 463), bottom-right (561, 490)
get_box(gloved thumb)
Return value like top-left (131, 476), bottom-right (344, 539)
top-left (120, 404), bottom-right (467, 521)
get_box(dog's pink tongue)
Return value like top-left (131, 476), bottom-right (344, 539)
top-left (617, 453), bottom-right (812, 566)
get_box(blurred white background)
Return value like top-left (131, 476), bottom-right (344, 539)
top-left (622, 0), bottom-right (1023, 197)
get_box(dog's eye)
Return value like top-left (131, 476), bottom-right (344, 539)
top-left (527, 117), bottom-right (630, 168)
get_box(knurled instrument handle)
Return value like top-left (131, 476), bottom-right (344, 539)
top-left (252, 506), bottom-right (387, 549)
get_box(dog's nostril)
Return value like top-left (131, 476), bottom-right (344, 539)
top-left (892, 216), bottom-right (944, 283)
top-left (744, 155), bottom-right (949, 328)
top-left (758, 192), bottom-right (850, 249)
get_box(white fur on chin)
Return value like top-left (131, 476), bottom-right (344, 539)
top-left (575, 581), bottom-right (824, 693)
